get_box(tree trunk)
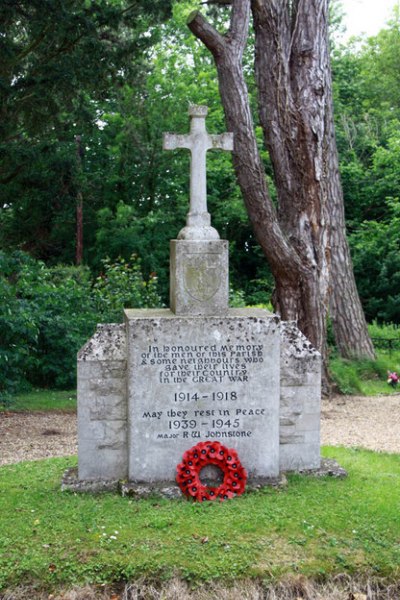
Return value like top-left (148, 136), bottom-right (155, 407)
top-left (251, 0), bottom-right (331, 357)
top-left (188, 0), bottom-right (375, 379)
top-left (324, 73), bottom-right (376, 359)
top-left (328, 182), bottom-right (375, 359)
top-left (75, 135), bottom-right (84, 265)
top-left (188, 0), bottom-right (331, 390)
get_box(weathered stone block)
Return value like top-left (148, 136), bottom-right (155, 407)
top-left (76, 311), bottom-right (322, 485)
top-left (280, 433), bottom-right (305, 445)
top-left (88, 395), bottom-right (127, 421)
top-left (78, 361), bottom-right (126, 380)
top-left (280, 386), bottom-right (320, 415)
top-left (77, 324), bottom-right (128, 481)
top-left (279, 322), bottom-right (321, 471)
top-left (170, 240), bottom-right (229, 316)
top-left (295, 413), bottom-right (321, 433)
top-left (279, 442), bottom-right (321, 471)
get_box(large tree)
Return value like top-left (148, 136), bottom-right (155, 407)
top-left (188, 0), bottom-right (374, 385)
top-left (0, 0), bottom-right (172, 261)
top-left (0, 0), bottom-right (171, 146)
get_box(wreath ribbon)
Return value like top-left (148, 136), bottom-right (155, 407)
top-left (176, 440), bottom-right (247, 502)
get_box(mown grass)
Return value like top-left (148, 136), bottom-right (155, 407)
top-left (0, 389), bottom-right (76, 412)
top-left (0, 447), bottom-right (399, 592)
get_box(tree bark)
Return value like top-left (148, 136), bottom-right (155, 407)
top-left (251, 0), bottom-right (331, 356)
top-left (75, 135), bottom-right (84, 266)
top-left (252, 0), bottom-right (374, 360)
top-left (328, 161), bottom-right (376, 358)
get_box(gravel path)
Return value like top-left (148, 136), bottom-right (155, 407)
top-left (0, 394), bottom-right (399, 467)
top-left (320, 393), bottom-right (400, 454)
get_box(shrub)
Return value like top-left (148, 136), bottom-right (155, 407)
top-left (0, 251), bottom-right (162, 399)
top-left (92, 254), bottom-right (162, 323)
top-left (0, 252), bottom-right (41, 402)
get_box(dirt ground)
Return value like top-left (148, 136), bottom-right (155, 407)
top-left (0, 394), bottom-right (399, 467)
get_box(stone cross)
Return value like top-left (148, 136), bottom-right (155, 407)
top-left (163, 105), bottom-right (233, 240)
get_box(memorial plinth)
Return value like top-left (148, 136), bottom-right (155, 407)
top-left (74, 104), bottom-right (322, 493)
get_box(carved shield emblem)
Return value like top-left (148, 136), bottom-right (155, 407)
top-left (184, 254), bottom-right (221, 302)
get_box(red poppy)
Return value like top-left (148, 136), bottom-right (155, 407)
top-left (215, 447), bottom-right (226, 461)
top-left (183, 449), bottom-right (200, 465)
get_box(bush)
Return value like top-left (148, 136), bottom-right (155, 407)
top-left (0, 252), bottom-right (41, 401)
top-left (93, 254), bottom-right (162, 323)
top-left (350, 199), bottom-right (400, 323)
top-left (0, 251), bottom-right (162, 399)
top-left (19, 264), bottom-right (97, 388)
top-left (0, 252), bottom-right (96, 395)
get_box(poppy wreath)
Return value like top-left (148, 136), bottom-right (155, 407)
top-left (176, 440), bottom-right (247, 502)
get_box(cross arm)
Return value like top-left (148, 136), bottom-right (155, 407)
top-left (163, 133), bottom-right (192, 151)
top-left (208, 132), bottom-right (234, 151)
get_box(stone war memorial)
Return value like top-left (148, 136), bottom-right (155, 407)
top-left (67, 105), bottom-right (322, 498)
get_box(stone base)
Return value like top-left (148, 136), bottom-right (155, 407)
top-left (62, 459), bottom-right (346, 497)
top-left (296, 458), bottom-right (348, 478)
top-left (61, 467), bottom-right (120, 493)
top-left (61, 467), bottom-right (286, 497)
top-left (76, 311), bottom-right (322, 488)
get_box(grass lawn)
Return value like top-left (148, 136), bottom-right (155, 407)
top-left (0, 447), bottom-right (399, 593)
top-left (329, 350), bottom-right (400, 395)
top-left (0, 389), bottom-right (76, 412)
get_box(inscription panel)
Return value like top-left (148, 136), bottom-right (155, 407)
top-left (126, 310), bottom-right (280, 482)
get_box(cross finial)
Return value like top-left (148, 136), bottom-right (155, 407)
top-left (163, 105), bottom-right (233, 240)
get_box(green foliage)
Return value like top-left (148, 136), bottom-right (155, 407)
top-left (0, 251), bottom-right (96, 395)
top-left (357, 7), bottom-right (400, 118)
top-left (0, 0), bottom-right (172, 263)
top-left (0, 447), bottom-right (399, 590)
top-left (0, 0), bottom-right (172, 143)
top-left (0, 252), bottom-right (39, 400)
top-left (329, 356), bottom-right (390, 395)
top-left (0, 251), bottom-right (161, 399)
top-left (329, 323), bottom-right (400, 396)
top-left (0, 0), bottom-right (272, 305)
top-left (349, 199), bottom-right (400, 323)
top-left (331, 10), bottom-right (400, 323)
top-left (328, 320), bottom-right (400, 395)
top-left (229, 288), bottom-right (246, 308)
top-left (3, 0), bottom-right (400, 349)
top-left (93, 254), bottom-right (162, 323)
top-left (368, 320), bottom-right (400, 340)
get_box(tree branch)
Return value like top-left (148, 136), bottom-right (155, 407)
top-left (187, 11), bottom-right (226, 58)
top-left (229, 0), bottom-right (250, 54)
top-left (13, 25), bottom-right (51, 66)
